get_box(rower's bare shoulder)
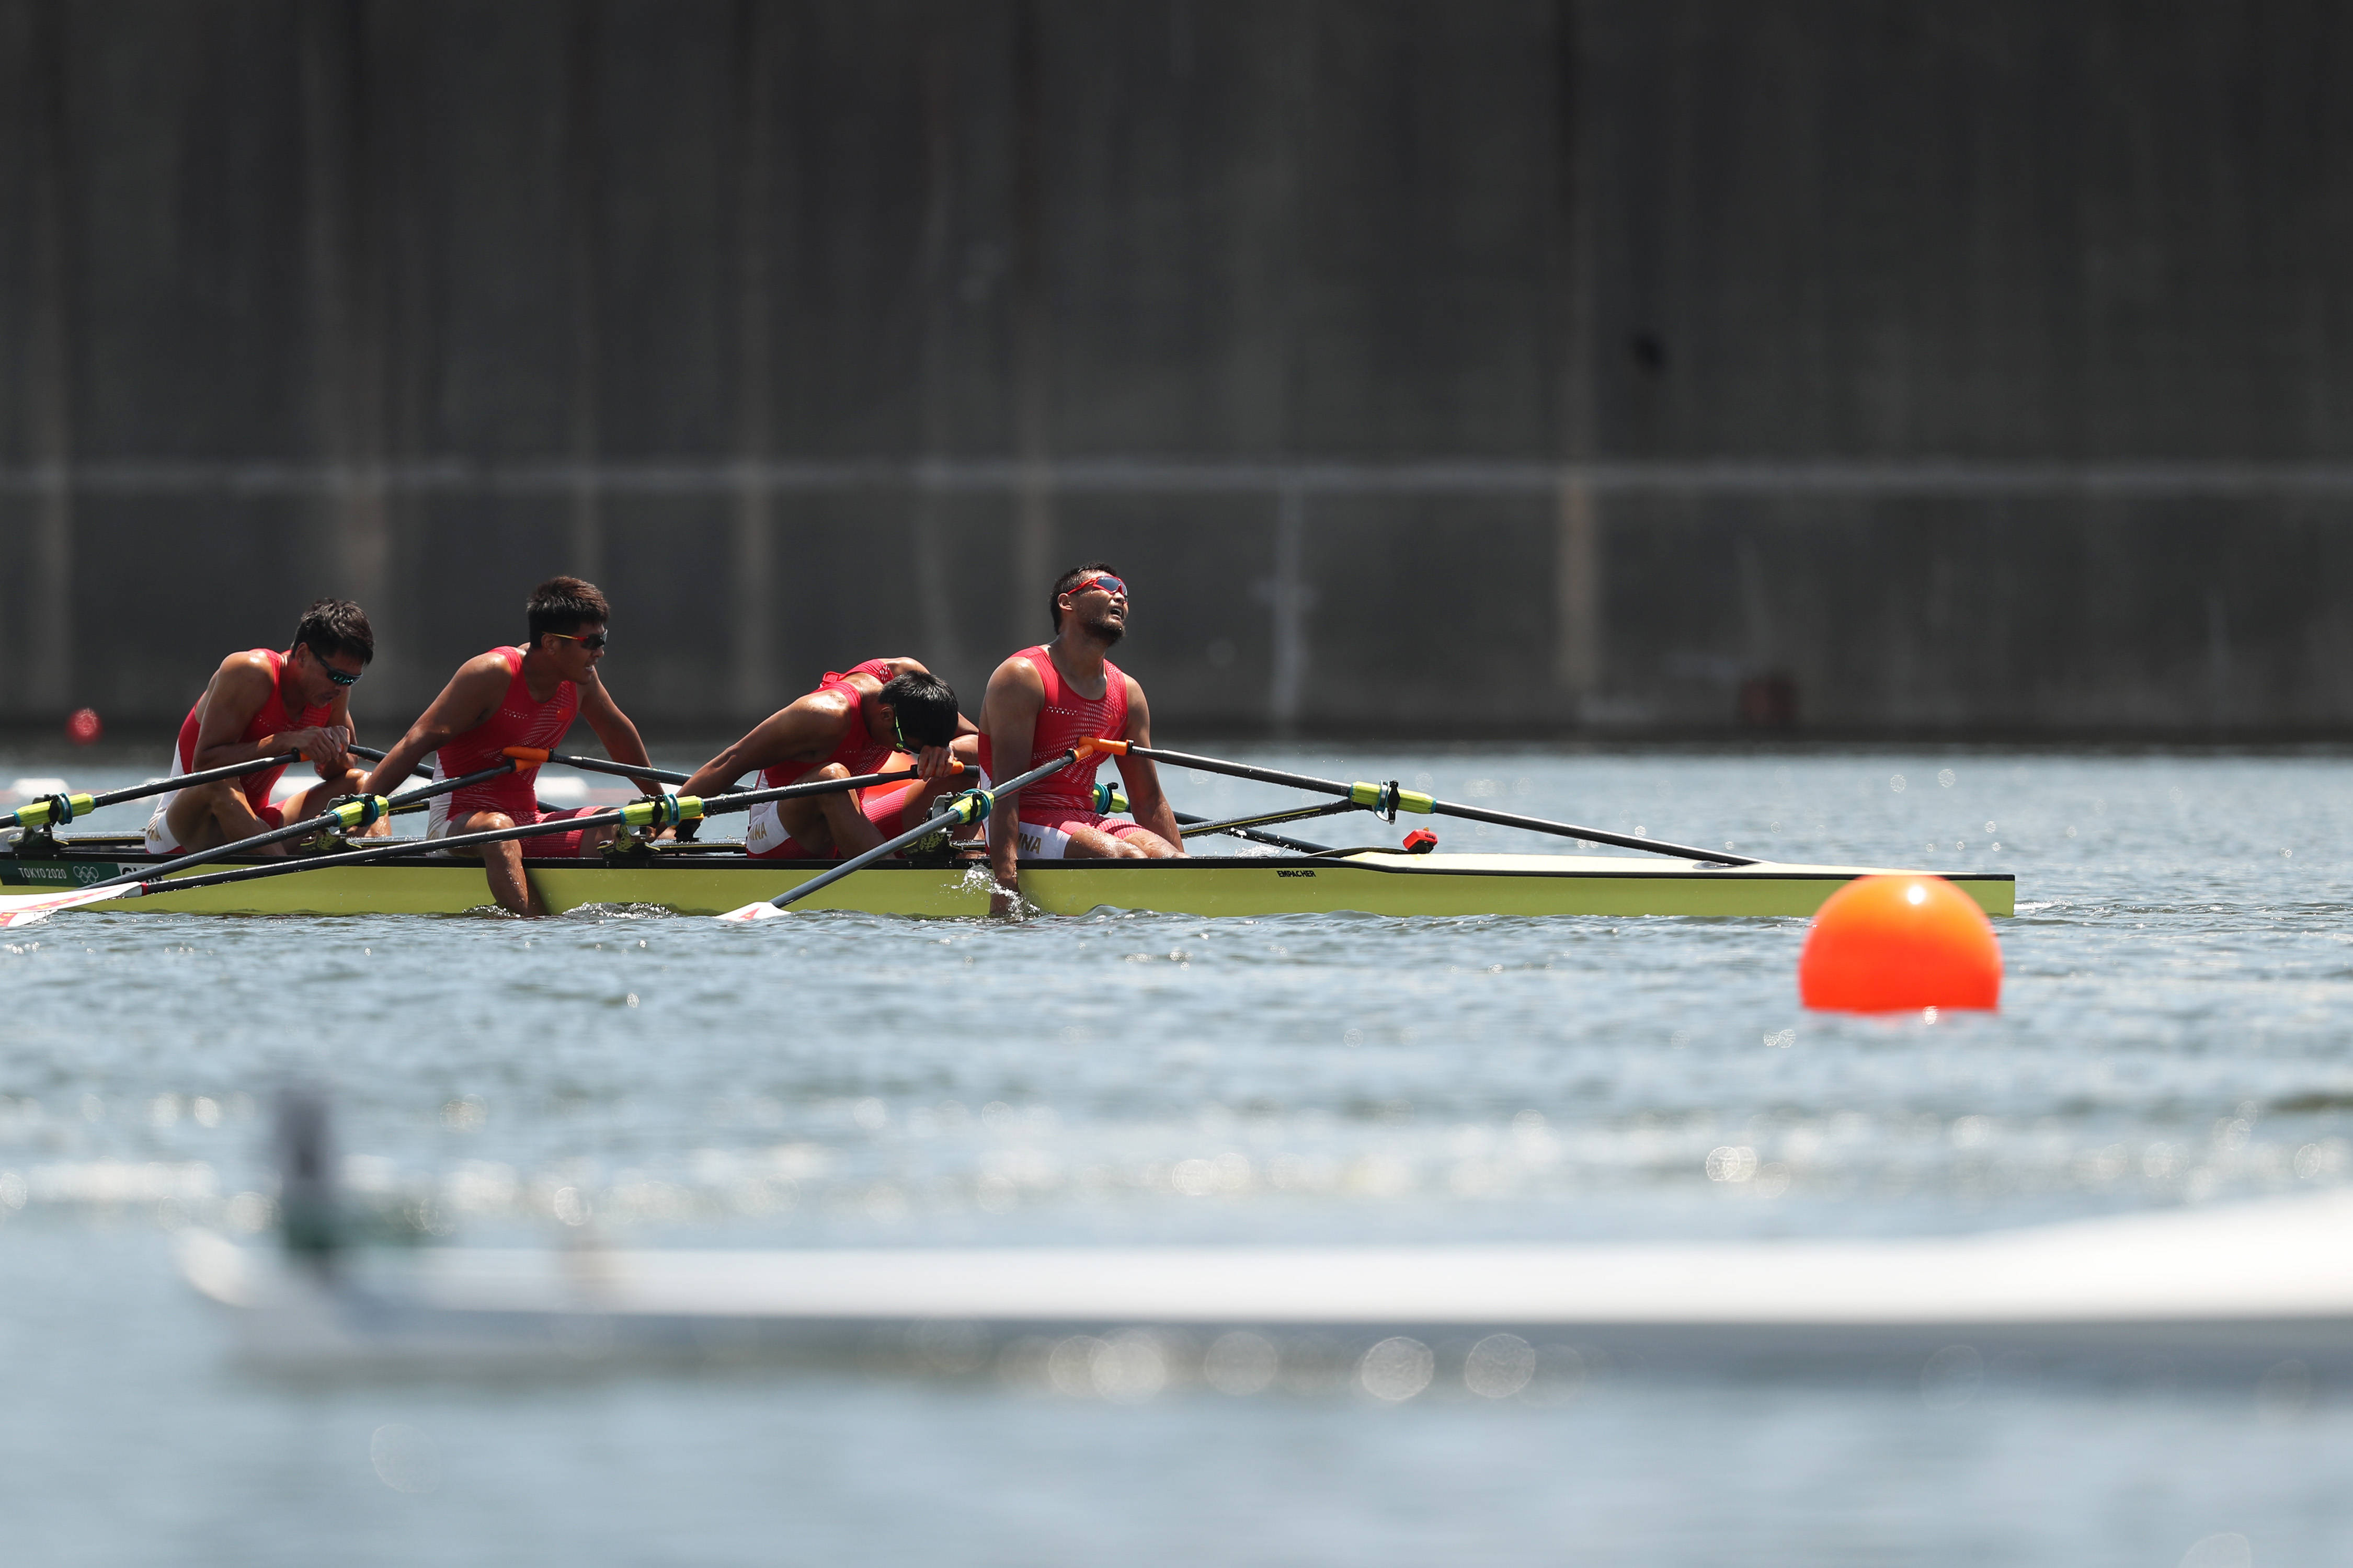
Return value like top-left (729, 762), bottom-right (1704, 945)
top-left (985, 653), bottom-right (1046, 699)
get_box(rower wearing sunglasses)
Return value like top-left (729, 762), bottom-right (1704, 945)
top-left (359, 576), bottom-right (659, 916)
top-left (978, 562), bottom-right (1185, 912)
top-left (672, 658), bottom-right (975, 859)
top-left (144, 598), bottom-right (383, 857)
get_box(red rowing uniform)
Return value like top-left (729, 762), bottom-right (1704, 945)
top-left (975, 645), bottom-right (1152, 858)
top-left (745, 660), bottom-right (913, 860)
top-left (427, 646), bottom-right (597, 855)
top-left (150, 648), bottom-right (332, 844)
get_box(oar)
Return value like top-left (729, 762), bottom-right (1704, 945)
top-left (499, 746), bottom-right (691, 787)
top-left (0, 763), bottom-right (960, 923)
top-left (717, 748), bottom-right (1094, 922)
top-left (1091, 740), bottom-right (1757, 866)
top-left (0, 759), bottom-right (524, 926)
top-left (0, 750), bottom-right (306, 832)
top-left (1080, 780), bottom-right (1344, 855)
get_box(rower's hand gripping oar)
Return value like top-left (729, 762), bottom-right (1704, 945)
top-left (0, 749), bottom-right (310, 834)
top-left (1089, 740), bottom-right (1758, 866)
top-left (714, 746), bottom-right (1096, 922)
top-left (0, 762), bottom-right (967, 921)
top-left (0, 758), bottom-right (527, 928)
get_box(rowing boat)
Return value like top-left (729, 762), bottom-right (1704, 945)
top-left (0, 835), bottom-right (2014, 919)
top-left (176, 1189), bottom-right (2353, 1376)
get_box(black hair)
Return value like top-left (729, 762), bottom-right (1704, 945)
top-left (526, 576), bottom-right (610, 646)
top-left (876, 671), bottom-right (961, 749)
top-left (293, 599), bottom-right (374, 666)
top-left (1049, 560), bottom-right (1122, 632)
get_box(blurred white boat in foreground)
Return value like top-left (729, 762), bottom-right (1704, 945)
top-left (178, 1189), bottom-right (2353, 1379)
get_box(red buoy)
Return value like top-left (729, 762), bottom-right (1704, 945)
top-left (65, 707), bottom-right (102, 746)
top-left (1798, 874), bottom-right (2001, 1012)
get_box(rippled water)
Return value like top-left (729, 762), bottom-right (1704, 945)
top-left (1, 745), bottom-right (2348, 1566)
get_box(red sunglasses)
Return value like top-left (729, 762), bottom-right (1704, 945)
top-left (1069, 574), bottom-right (1128, 599)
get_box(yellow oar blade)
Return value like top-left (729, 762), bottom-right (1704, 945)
top-left (0, 884), bottom-right (134, 928)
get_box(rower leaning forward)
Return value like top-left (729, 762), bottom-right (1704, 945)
top-left (979, 562), bottom-right (1185, 913)
top-left (675, 658), bottom-right (973, 859)
top-left (360, 576), bottom-right (659, 916)
top-left (145, 599), bottom-right (385, 857)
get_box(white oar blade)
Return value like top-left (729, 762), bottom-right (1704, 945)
top-left (714, 900), bottom-right (789, 923)
top-left (0, 883), bottom-right (131, 927)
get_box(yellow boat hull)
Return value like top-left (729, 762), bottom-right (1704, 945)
top-left (0, 846), bottom-right (2014, 920)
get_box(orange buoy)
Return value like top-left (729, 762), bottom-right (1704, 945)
top-left (1798, 874), bottom-right (2001, 1012)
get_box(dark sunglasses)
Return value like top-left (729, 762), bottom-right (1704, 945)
top-left (302, 645), bottom-right (363, 686)
top-left (1070, 574), bottom-right (1128, 599)
top-left (546, 631), bottom-right (610, 651)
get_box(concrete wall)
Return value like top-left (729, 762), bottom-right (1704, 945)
top-left (2, 0), bottom-right (2351, 738)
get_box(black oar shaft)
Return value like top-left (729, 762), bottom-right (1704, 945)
top-left (501, 747), bottom-right (691, 786)
top-left (1, 750), bottom-right (311, 829)
top-left (1119, 743), bottom-right (1755, 866)
top-left (762, 751), bottom-right (1080, 913)
top-left (123, 765), bottom-right (945, 897)
top-left (88, 761), bottom-right (521, 890)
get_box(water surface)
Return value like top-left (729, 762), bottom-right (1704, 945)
top-left (0, 746), bottom-right (2345, 1566)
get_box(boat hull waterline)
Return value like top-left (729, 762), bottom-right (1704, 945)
top-left (0, 846), bottom-right (2015, 919)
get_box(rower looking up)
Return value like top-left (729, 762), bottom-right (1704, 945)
top-left (145, 599), bottom-right (384, 857)
top-left (675, 659), bottom-right (974, 859)
top-left (360, 576), bottom-right (658, 916)
top-left (979, 562), bottom-right (1184, 912)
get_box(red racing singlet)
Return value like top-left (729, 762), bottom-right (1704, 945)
top-left (976, 645), bottom-right (1129, 817)
top-left (758, 659), bottom-right (898, 789)
top-left (174, 648), bottom-right (334, 814)
top-left (435, 647), bottom-right (579, 819)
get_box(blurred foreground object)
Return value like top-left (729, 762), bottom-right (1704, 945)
top-left (1799, 874), bottom-right (2002, 1012)
top-left (65, 708), bottom-right (101, 745)
top-left (180, 1191), bottom-right (2353, 1379)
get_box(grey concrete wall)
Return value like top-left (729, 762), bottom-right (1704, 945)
top-left (2, 0), bottom-right (2351, 738)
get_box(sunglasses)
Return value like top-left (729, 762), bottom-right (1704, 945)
top-left (301, 645), bottom-right (363, 686)
top-left (1070, 574), bottom-right (1128, 599)
top-left (546, 631), bottom-right (610, 651)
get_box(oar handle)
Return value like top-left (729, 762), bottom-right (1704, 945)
top-left (1103, 740), bottom-right (1756, 866)
top-left (501, 747), bottom-right (693, 787)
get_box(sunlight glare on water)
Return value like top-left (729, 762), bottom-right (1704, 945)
top-left (0, 746), bottom-right (2348, 1565)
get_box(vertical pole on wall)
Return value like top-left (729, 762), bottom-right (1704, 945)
top-left (563, 1), bottom-right (604, 583)
top-left (1551, 0), bottom-right (1603, 713)
top-left (728, 0), bottom-right (775, 720)
top-left (25, 0), bottom-right (75, 716)
top-left (910, 18), bottom-right (963, 672)
top-left (1266, 486), bottom-right (1310, 735)
top-left (1010, 0), bottom-right (1055, 631)
top-left (300, 0), bottom-right (390, 681)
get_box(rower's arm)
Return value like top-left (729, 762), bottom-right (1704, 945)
top-left (358, 657), bottom-right (510, 796)
top-left (1113, 678), bottom-right (1185, 854)
top-left (677, 696), bottom-right (852, 799)
top-left (980, 656), bottom-right (1046, 899)
top-left (575, 672), bottom-right (659, 796)
top-left (188, 654), bottom-right (338, 772)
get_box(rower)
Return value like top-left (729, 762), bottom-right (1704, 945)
top-left (359, 577), bottom-right (658, 916)
top-left (675, 659), bottom-right (973, 859)
top-left (978, 563), bottom-right (1184, 910)
top-left (145, 599), bottom-right (383, 857)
